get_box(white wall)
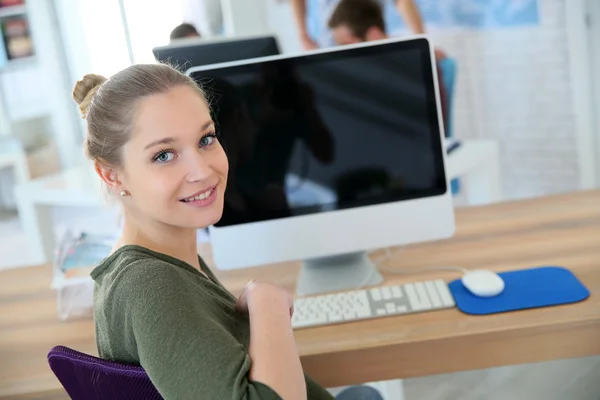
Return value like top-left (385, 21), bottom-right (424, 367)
top-left (264, 0), bottom-right (589, 200)
top-left (221, 0), bottom-right (270, 36)
top-left (0, 63), bottom-right (49, 123)
top-left (1, 0), bottom-right (83, 168)
top-left (265, 0), bottom-right (304, 54)
top-left (587, 0), bottom-right (600, 184)
top-left (450, 0), bottom-right (579, 199)
top-left (124, 1), bottom-right (184, 64)
top-left (54, 0), bottom-right (91, 89)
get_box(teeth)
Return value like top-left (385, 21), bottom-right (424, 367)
top-left (184, 188), bottom-right (213, 202)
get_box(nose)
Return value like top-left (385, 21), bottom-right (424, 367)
top-left (185, 152), bottom-right (213, 183)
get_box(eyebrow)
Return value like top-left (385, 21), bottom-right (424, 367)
top-left (143, 121), bottom-right (214, 150)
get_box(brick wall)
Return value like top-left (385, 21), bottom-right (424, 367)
top-left (267, 0), bottom-right (580, 200)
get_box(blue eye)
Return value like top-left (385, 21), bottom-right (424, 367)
top-left (153, 150), bottom-right (175, 163)
top-left (199, 134), bottom-right (217, 148)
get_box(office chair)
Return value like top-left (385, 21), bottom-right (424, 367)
top-left (47, 345), bottom-right (162, 400)
top-left (438, 56), bottom-right (460, 195)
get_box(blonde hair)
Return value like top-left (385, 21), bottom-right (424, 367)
top-left (72, 64), bottom-right (207, 167)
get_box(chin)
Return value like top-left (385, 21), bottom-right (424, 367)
top-left (186, 208), bottom-right (223, 230)
top-left (200, 212), bottom-right (223, 229)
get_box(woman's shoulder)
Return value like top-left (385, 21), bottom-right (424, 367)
top-left (92, 245), bottom-right (191, 300)
top-left (92, 244), bottom-right (177, 278)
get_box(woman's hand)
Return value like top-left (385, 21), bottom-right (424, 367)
top-left (240, 281), bottom-right (306, 399)
top-left (236, 280), bottom-right (294, 318)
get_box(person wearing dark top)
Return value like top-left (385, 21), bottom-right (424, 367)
top-left (72, 63), bottom-right (383, 399)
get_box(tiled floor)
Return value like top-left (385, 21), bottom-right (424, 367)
top-left (404, 356), bottom-right (600, 400)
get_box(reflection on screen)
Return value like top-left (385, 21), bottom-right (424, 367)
top-left (192, 41), bottom-right (446, 227)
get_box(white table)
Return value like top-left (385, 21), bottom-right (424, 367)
top-left (0, 138), bottom-right (30, 208)
top-left (14, 139), bottom-right (501, 265)
top-left (445, 138), bottom-right (502, 205)
top-left (14, 165), bottom-right (110, 265)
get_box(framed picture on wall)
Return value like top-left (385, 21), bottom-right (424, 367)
top-left (0, 0), bottom-right (25, 7)
top-left (1, 15), bottom-right (33, 60)
top-left (0, 0), bottom-right (34, 62)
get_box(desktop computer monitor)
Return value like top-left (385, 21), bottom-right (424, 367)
top-left (152, 35), bottom-right (280, 72)
top-left (187, 36), bottom-right (454, 296)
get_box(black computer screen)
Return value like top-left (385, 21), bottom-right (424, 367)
top-left (189, 38), bottom-right (447, 227)
top-left (153, 36), bottom-right (280, 72)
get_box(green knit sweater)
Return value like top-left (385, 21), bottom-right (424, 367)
top-left (91, 245), bottom-right (334, 400)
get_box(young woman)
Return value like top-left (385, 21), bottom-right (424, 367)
top-left (76, 63), bottom-right (383, 400)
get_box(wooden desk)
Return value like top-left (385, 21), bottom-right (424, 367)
top-left (2, 190), bottom-right (600, 398)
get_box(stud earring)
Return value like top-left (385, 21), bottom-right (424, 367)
top-left (120, 190), bottom-right (129, 197)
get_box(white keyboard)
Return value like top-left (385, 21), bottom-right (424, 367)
top-left (291, 279), bottom-right (456, 329)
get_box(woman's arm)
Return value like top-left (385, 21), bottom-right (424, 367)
top-left (291, 0), bottom-right (318, 50)
top-left (396, 0), bottom-right (426, 34)
top-left (244, 283), bottom-right (307, 400)
top-left (109, 262), bottom-right (294, 399)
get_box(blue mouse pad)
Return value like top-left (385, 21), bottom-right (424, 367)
top-left (448, 266), bottom-right (590, 315)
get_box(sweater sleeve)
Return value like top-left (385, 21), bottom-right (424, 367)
top-left (107, 260), bottom-right (284, 400)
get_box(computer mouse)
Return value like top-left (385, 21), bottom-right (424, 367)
top-left (461, 270), bottom-right (505, 298)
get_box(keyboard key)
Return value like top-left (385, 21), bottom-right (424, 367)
top-left (356, 291), bottom-right (369, 303)
top-left (391, 285), bottom-right (403, 298)
top-left (381, 286), bottom-right (392, 300)
top-left (357, 308), bottom-right (371, 318)
top-left (414, 282), bottom-right (432, 309)
top-left (329, 313), bottom-right (343, 322)
top-left (386, 303), bottom-right (396, 313)
top-left (344, 312), bottom-right (356, 320)
top-left (425, 281), bottom-right (442, 307)
top-left (434, 279), bottom-right (455, 306)
top-left (370, 288), bottom-right (382, 301)
top-left (292, 313), bottom-right (327, 329)
top-left (405, 283), bottom-right (422, 310)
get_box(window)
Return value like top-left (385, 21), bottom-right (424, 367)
top-left (122, 0), bottom-right (185, 64)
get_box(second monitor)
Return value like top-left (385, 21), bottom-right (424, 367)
top-left (187, 36), bottom-right (454, 296)
top-left (153, 35), bottom-right (280, 72)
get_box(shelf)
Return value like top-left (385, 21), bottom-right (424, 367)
top-left (0, 4), bottom-right (26, 18)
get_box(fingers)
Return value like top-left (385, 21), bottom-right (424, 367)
top-left (237, 280), bottom-right (295, 317)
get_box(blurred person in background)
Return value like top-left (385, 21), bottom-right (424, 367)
top-left (291, 0), bottom-right (425, 51)
top-left (170, 22), bottom-right (201, 42)
top-left (326, 0), bottom-right (449, 135)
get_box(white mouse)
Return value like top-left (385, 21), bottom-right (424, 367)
top-left (461, 270), bottom-right (505, 298)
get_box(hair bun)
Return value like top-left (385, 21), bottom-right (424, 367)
top-left (73, 74), bottom-right (107, 118)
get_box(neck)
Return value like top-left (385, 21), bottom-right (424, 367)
top-left (118, 212), bottom-right (200, 269)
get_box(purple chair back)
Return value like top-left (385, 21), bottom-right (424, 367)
top-left (47, 345), bottom-right (162, 400)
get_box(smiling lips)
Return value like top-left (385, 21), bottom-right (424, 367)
top-left (180, 185), bottom-right (218, 207)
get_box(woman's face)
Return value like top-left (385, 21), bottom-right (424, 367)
top-left (119, 85), bottom-right (228, 230)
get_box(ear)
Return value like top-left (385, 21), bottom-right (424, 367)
top-left (94, 160), bottom-right (126, 196)
top-left (365, 26), bottom-right (385, 41)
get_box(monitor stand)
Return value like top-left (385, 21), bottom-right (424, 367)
top-left (295, 251), bottom-right (384, 297)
